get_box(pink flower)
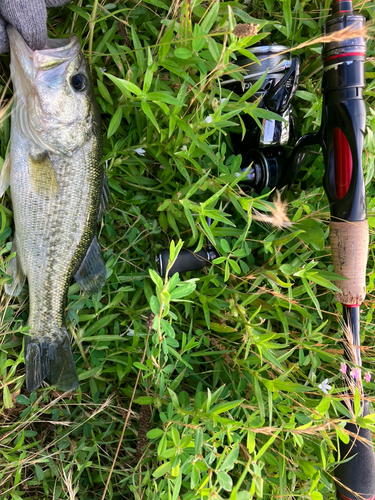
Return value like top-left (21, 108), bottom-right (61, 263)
top-left (351, 368), bottom-right (360, 380)
top-left (340, 363), bottom-right (347, 375)
top-left (365, 372), bottom-right (371, 383)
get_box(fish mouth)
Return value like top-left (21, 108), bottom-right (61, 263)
top-left (8, 27), bottom-right (84, 156)
top-left (8, 26), bottom-right (81, 73)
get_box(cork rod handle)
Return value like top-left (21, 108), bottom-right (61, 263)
top-left (329, 220), bottom-right (369, 305)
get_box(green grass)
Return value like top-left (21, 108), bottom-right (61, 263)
top-left (1, 0), bottom-right (375, 499)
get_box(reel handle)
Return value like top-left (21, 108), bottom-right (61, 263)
top-left (157, 247), bottom-right (215, 278)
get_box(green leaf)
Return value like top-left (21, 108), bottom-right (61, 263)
top-left (83, 314), bottom-right (119, 337)
top-left (195, 427), bottom-right (203, 454)
top-left (337, 426), bottom-right (350, 445)
top-left (159, 20), bottom-right (176, 61)
top-left (354, 386), bottom-right (361, 416)
top-left (143, 0), bottom-right (169, 10)
top-left (217, 471), bottom-right (233, 491)
top-left (170, 282), bottom-right (196, 300)
top-left (149, 269), bottom-right (163, 290)
top-left (211, 400), bottom-right (243, 415)
top-left (295, 219), bottom-right (325, 251)
top-left (141, 100), bottom-right (160, 132)
top-left (220, 238), bottom-right (231, 253)
top-left (272, 381), bottom-right (312, 393)
top-left (104, 73), bottom-right (143, 97)
top-left (229, 259), bottom-right (241, 274)
top-left (282, 0), bottom-right (292, 38)
top-left (193, 24), bottom-right (206, 52)
top-left (153, 461), bottom-right (172, 478)
top-left (147, 428), bottom-right (164, 439)
top-left (134, 396), bottom-right (154, 404)
top-left (161, 319), bottom-right (175, 337)
top-left (107, 107), bottom-right (123, 138)
top-left (97, 79), bottom-right (113, 105)
top-left (310, 493), bottom-right (323, 500)
top-left (316, 397), bottom-right (330, 415)
top-left (131, 25), bottom-right (145, 72)
top-left (301, 277), bottom-right (322, 319)
top-left (238, 69), bottom-right (267, 104)
top-left (133, 362), bottom-right (149, 371)
top-left (254, 430), bottom-right (281, 460)
top-left (3, 385), bottom-right (13, 409)
top-left (201, 0), bottom-right (220, 33)
top-left (219, 445), bottom-right (239, 471)
top-left (78, 366), bottom-right (102, 381)
top-left (146, 92), bottom-right (184, 105)
top-left (34, 465), bottom-right (44, 482)
top-left (174, 48), bottom-right (193, 59)
top-left (16, 394), bottom-right (30, 405)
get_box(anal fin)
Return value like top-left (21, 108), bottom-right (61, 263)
top-left (74, 236), bottom-right (106, 295)
top-left (5, 236), bottom-right (26, 297)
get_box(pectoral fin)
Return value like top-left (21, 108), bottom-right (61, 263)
top-left (5, 236), bottom-right (26, 297)
top-left (74, 236), bottom-right (106, 295)
top-left (0, 154), bottom-right (11, 197)
top-left (29, 152), bottom-right (59, 196)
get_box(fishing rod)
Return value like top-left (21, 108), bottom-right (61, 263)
top-left (286, 2), bottom-right (375, 498)
top-left (157, 2), bottom-right (375, 497)
top-left (269, 4), bottom-right (375, 497)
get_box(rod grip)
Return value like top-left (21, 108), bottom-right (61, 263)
top-left (330, 220), bottom-right (369, 305)
top-left (335, 401), bottom-right (375, 500)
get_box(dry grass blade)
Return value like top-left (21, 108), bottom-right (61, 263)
top-left (294, 24), bottom-right (369, 51)
top-left (234, 24), bottom-right (369, 77)
top-left (340, 317), bottom-right (363, 401)
top-left (61, 467), bottom-right (79, 500)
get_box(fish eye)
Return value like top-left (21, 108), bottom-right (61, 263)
top-left (71, 74), bottom-right (87, 92)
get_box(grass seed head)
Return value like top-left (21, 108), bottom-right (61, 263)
top-left (233, 23), bottom-right (259, 38)
top-left (252, 191), bottom-right (291, 230)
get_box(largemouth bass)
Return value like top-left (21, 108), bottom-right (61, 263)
top-left (0, 27), bottom-right (108, 392)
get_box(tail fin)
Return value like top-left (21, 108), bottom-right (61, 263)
top-left (25, 330), bottom-right (79, 392)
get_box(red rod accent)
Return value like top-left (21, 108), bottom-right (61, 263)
top-left (344, 304), bottom-right (361, 308)
top-left (334, 128), bottom-right (353, 199)
top-left (325, 52), bottom-right (366, 62)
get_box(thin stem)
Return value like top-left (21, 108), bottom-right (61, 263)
top-left (100, 314), bottom-right (153, 500)
top-left (88, 0), bottom-right (99, 66)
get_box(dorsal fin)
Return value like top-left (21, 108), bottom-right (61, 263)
top-left (98, 170), bottom-right (110, 221)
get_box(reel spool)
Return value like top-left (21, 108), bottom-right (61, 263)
top-left (222, 45), bottom-right (300, 192)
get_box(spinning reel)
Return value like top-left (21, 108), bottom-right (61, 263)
top-left (157, 45), bottom-right (300, 277)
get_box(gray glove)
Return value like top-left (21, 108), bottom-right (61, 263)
top-left (0, 0), bottom-right (71, 53)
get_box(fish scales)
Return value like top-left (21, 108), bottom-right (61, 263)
top-left (1, 28), bottom-right (107, 392)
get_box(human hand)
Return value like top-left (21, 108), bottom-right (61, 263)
top-left (0, 0), bottom-right (71, 54)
